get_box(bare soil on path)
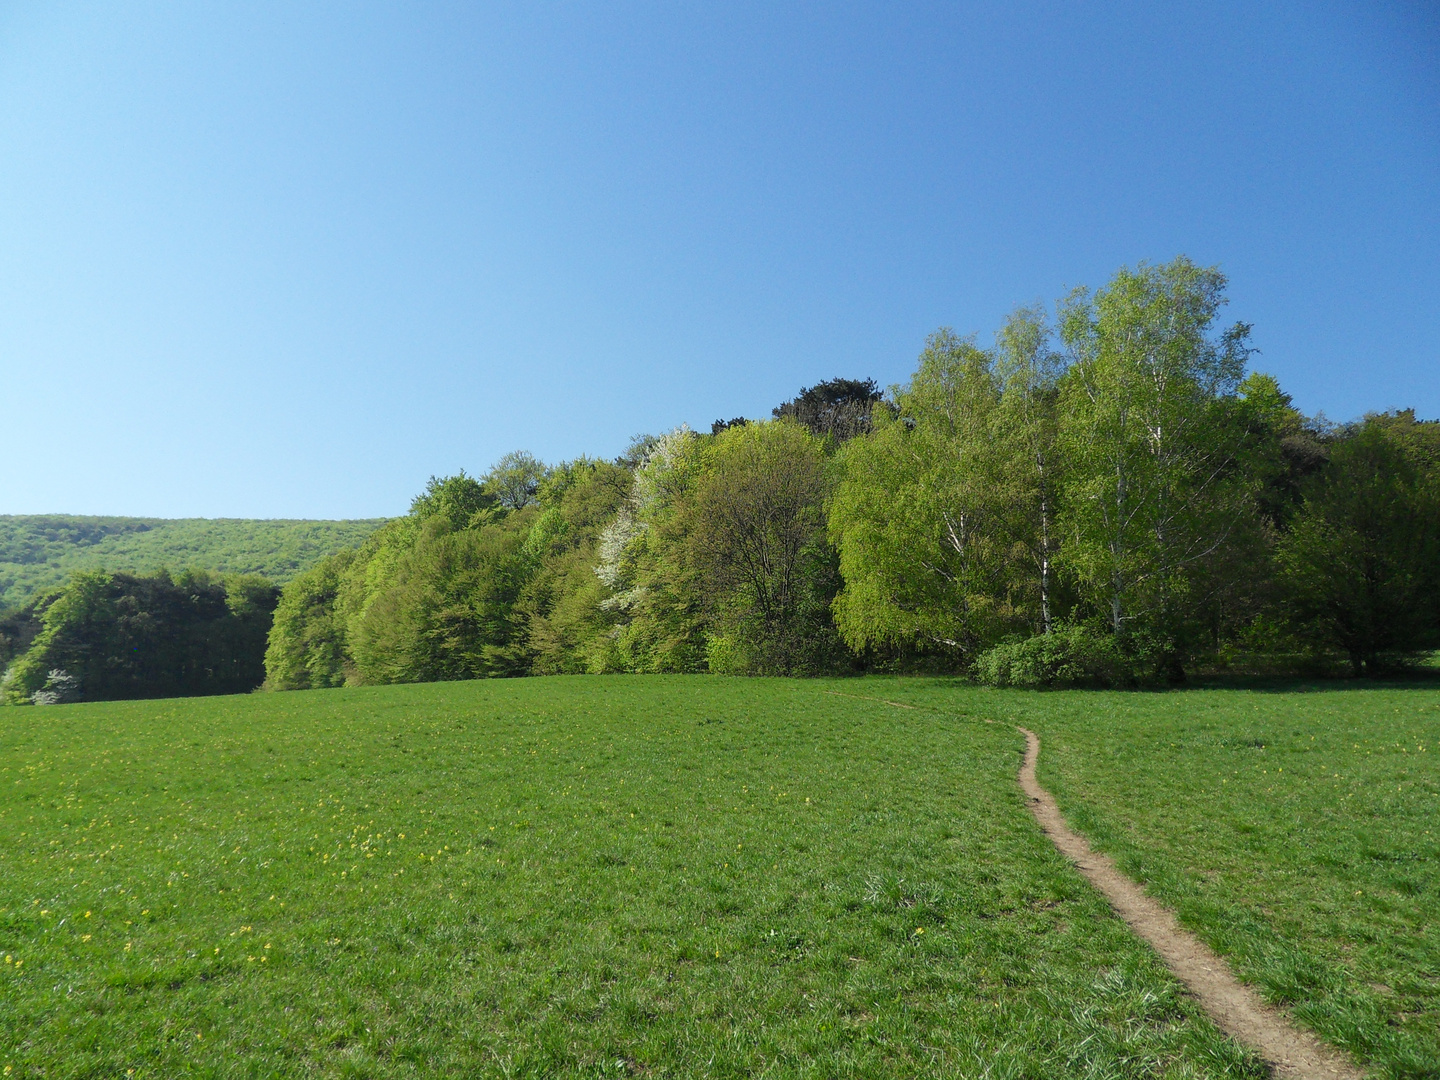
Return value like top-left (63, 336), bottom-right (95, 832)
top-left (1016, 726), bottom-right (1365, 1080)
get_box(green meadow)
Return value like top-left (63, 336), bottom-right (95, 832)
top-left (882, 679), bottom-right (1440, 1078)
top-left (1, 677), bottom-right (1436, 1078)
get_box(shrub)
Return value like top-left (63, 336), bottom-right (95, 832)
top-left (971, 626), bottom-right (1131, 688)
top-left (30, 669), bottom-right (81, 706)
top-left (704, 631), bottom-right (751, 676)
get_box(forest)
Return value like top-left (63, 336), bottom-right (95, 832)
top-left (0, 515), bottom-right (386, 610)
top-left (5, 258), bottom-right (1438, 704)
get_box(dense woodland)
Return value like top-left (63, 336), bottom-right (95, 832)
top-left (1, 570), bottom-right (277, 704)
top-left (4, 258), bottom-right (1438, 704)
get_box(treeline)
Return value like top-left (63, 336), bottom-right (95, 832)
top-left (263, 258), bottom-right (1439, 690)
top-left (4, 257), bottom-right (1436, 705)
top-left (1, 570), bottom-right (278, 704)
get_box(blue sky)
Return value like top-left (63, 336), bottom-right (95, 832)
top-left (1, 2), bottom-right (1436, 519)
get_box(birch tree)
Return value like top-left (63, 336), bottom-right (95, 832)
top-left (1056, 257), bottom-right (1254, 678)
top-left (994, 305), bottom-right (1065, 633)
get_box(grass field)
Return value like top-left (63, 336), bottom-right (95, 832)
top-left (0, 677), bottom-right (1269, 1079)
top-left (879, 679), bottom-right (1440, 1079)
top-left (3, 678), bottom-right (1436, 1078)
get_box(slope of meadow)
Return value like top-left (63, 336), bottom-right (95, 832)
top-left (0, 516), bottom-right (388, 610)
top-left (0, 677), bottom-right (1261, 1079)
top-left (880, 679), bottom-right (1440, 1079)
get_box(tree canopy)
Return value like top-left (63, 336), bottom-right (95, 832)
top-left (247, 258), bottom-right (1440, 688)
top-left (8, 256), bottom-right (1435, 704)
top-left (2, 570), bottom-right (279, 704)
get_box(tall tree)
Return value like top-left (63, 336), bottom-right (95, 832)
top-left (994, 305), bottom-right (1066, 633)
top-left (409, 472), bottom-right (496, 528)
top-left (689, 420), bottom-right (835, 672)
top-left (5, 569), bottom-right (279, 704)
top-left (1234, 372), bottom-right (1332, 532)
top-left (1277, 415), bottom-right (1440, 674)
top-left (263, 549), bottom-right (358, 690)
top-left (483, 451), bottom-right (548, 511)
top-left (518, 458), bottom-right (634, 675)
top-left (773, 378), bottom-right (884, 443)
top-left (0, 600), bottom-right (45, 671)
top-left (829, 331), bottom-right (1023, 658)
top-left (591, 427), bottom-right (710, 673)
top-left (1056, 257), bottom-right (1255, 678)
top-left (349, 511), bottom-right (539, 684)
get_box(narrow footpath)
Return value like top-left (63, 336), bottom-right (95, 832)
top-left (1017, 726), bottom-right (1364, 1080)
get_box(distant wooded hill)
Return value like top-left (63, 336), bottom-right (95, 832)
top-left (0, 516), bottom-right (390, 610)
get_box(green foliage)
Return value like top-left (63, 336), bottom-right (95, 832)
top-left (2, 569), bottom-right (279, 704)
top-left (261, 550), bottom-right (357, 690)
top-left (482, 450), bottom-right (548, 510)
top-left (591, 427), bottom-right (711, 673)
top-left (0, 515), bottom-right (387, 611)
top-left (349, 511), bottom-right (539, 683)
top-left (971, 626), bottom-right (1132, 688)
top-left (1277, 415), bottom-right (1440, 674)
top-left (575, 422), bottom-right (846, 676)
top-left (519, 459), bottom-right (633, 675)
top-left (263, 477), bottom-right (540, 688)
top-left (1235, 372), bottom-right (1332, 532)
top-left (829, 330), bottom-right (1039, 660)
top-left (252, 262), bottom-right (1436, 689)
top-left (262, 458), bottom-right (641, 688)
top-left (407, 471), bottom-right (496, 529)
top-left (1057, 257), bottom-right (1259, 678)
top-left (690, 421), bottom-right (839, 673)
top-left (0, 601), bottom-right (45, 670)
top-left (771, 377), bottom-right (884, 443)
top-left (994, 305), bottom-right (1066, 633)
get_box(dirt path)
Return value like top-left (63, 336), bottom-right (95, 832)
top-left (821, 689), bottom-right (917, 710)
top-left (1016, 726), bottom-right (1365, 1080)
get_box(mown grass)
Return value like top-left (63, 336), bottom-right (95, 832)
top-left (0, 676), bottom-right (1261, 1079)
top-left (881, 678), bottom-right (1440, 1080)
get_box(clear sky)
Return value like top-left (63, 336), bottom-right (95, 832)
top-left (1, 2), bottom-right (1436, 519)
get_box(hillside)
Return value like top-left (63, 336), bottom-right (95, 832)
top-left (0, 515), bottom-right (388, 610)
